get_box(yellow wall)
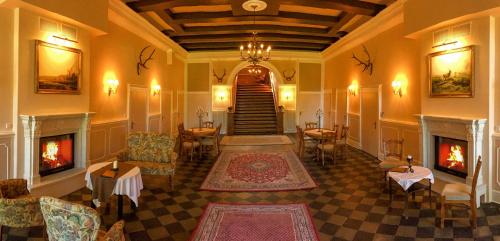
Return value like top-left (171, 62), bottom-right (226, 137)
top-left (299, 63), bottom-right (321, 91)
top-left (0, 7), bottom-right (13, 132)
top-left (324, 24), bottom-right (420, 122)
top-left (187, 63), bottom-right (209, 91)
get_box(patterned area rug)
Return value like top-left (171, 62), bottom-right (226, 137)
top-left (201, 150), bottom-right (316, 191)
top-left (220, 135), bottom-right (293, 146)
top-left (190, 203), bottom-right (319, 241)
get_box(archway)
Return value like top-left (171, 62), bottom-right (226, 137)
top-left (227, 61), bottom-right (284, 86)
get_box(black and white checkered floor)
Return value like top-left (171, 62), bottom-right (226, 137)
top-left (4, 144), bottom-right (500, 241)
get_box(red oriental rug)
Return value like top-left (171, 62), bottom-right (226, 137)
top-left (190, 203), bottom-right (319, 241)
top-left (200, 150), bottom-right (316, 191)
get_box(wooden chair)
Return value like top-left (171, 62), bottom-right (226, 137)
top-left (203, 121), bottom-right (214, 128)
top-left (440, 156), bottom-right (482, 228)
top-left (200, 124), bottom-right (222, 156)
top-left (296, 125), bottom-right (317, 160)
top-left (305, 122), bottom-right (318, 130)
top-left (316, 131), bottom-right (337, 166)
top-left (332, 124), bottom-right (339, 133)
top-left (336, 125), bottom-right (350, 158)
top-left (378, 139), bottom-right (405, 186)
top-left (178, 125), bottom-right (201, 162)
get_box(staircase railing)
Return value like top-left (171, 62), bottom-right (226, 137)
top-left (232, 75), bottom-right (238, 112)
top-left (269, 75), bottom-right (283, 134)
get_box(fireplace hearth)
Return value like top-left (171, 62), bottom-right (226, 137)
top-left (39, 133), bottom-right (75, 177)
top-left (434, 136), bottom-right (467, 178)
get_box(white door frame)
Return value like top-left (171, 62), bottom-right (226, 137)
top-left (127, 84), bottom-right (149, 132)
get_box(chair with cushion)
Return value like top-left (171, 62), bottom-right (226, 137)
top-left (378, 139), bottom-right (405, 185)
top-left (119, 132), bottom-right (177, 190)
top-left (40, 196), bottom-right (125, 241)
top-left (202, 121), bottom-right (214, 128)
top-left (316, 131), bottom-right (337, 166)
top-left (336, 125), bottom-right (350, 158)
top-left (0, 179), bottom-right (44, 240)
top-left (305, 122), bottom-right (318, 130)
top-left (440, 156), bottom-right (482, 228)
top-left (200, 124), bottom-right (222, 156)
top-left (180, 128), bottom-right (201, 162)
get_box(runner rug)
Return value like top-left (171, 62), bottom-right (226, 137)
top-left (190, 203), bottom-right (319, 241)
top-left (220, 135), bottom-right (293, 146)
top-left (200, 150), bottom-right (316, 191)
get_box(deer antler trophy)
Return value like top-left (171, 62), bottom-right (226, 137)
top-left (213, 69), bottom-right (226, 83)
top-left (352, 45), bottom-right (373, 75)
top-left (283, 69), bottom-right (296, 82)
top-left (137, 45), bottom-right (156, 75)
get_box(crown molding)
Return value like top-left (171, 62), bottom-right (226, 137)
top-left (108, 0), bottom-right (188, 60)
top-left (321, 0), bottom-right (406, 61)
top-left (187, 50), bottom-right (322, 62)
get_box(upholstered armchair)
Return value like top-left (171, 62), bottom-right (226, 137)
top-left (40, 196), bottom-right (125, 241)
top-left (0, 179), bottom-right (44, 240)
top-left (119, 132), bottom-right (177, 190)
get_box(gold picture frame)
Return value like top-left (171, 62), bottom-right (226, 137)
top-left (35, 40), bottom-right (82, 94)
top-left (428, 46), bottom-right (474, 98)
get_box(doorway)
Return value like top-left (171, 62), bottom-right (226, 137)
top-left (128, 86), bottom-right (148, 132)
top-left (360, 87), bottom-right (380, 157)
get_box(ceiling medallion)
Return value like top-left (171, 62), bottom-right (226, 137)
top-left (239, 0), bottom-right (271, 65)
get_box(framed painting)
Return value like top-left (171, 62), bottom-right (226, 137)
top-left (428, 46), bottom-right (474, 97)
top-left (35, 40), bottom-right (82, 94)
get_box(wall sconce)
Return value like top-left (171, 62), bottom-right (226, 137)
top-left (106, 79), bottom-right (119, 96)
top-left (152, 84), bottom-right (161, 96)
top-left (212, 85), bottom-right (231, 111)
top-left (392, 79), bottom-right (403, 97)
top-left (348, 81), bottom-right (358, 96)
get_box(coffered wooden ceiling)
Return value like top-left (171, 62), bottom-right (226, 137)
top-left (125, 0), bottom-right (394, 52)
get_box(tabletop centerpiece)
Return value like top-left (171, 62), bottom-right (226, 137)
top-left (315, 108), bottom-right (323, 131)
top-left (196, 107), bottom-right (208, 130)
top-left (406, 155), bottom-right (415, 173)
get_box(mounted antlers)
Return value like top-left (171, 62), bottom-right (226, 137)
top-left (137, 46), bottom-right (156, 75)
top-left (213, 69), bottom-right (226, 83)
top-left (352, 45), bottom-right (373, 75)
top-left (283, 69), bottom-right (296, 82)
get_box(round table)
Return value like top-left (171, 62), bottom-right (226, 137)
top-left (188, 127), bottom-right (216, 137)
top-left (84, 161), bottom-right (143, 218)
top-left (304, 129), bottom-right (336, 139)
top-left (388, 166), bottom-right (434, 218)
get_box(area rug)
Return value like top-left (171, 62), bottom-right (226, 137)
top-left (189, 203), bottom-right (319, 241)
top-left (220, 135), bottom-right (293, 146)
top-left (200, 150), bottom-right (316, 191)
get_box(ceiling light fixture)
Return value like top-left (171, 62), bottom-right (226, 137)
top-left (239, 0), bottom-right (271, 65)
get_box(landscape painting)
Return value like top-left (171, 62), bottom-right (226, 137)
top-left (429, 46), bottom-right (474, 97)
top-left (36, 40), bottom-right (81, 94)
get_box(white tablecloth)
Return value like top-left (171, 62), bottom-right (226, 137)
top-left (388, 166), bottom-right (434, 191)
top-left (85, 162), bottom-right (144, 207)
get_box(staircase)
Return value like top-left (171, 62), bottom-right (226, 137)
top-left (234, 82), bottom-right (278, 135)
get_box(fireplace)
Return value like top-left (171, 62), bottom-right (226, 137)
top-left (39, 134), bottom-right (75, 177)
top-left (434, 136), bottom-right (468, 178)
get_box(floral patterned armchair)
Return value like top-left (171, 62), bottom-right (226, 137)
top-left (40, 196), bottom-right (125, 241)
top-left (0, 179), bottom-right (44, 240)
top-left (119, 132), bottom-right (177, 190)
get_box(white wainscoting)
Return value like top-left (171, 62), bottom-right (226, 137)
top-left (297, 92), bottom-right (321, 128)
top-left (379, 118), bottom-right (420, 164)
top-left (186, 92), bottom-right (211, 129)
top-left (148, 113), bottom-right (161, 133)
top-left (212, 111), bottom-right (227, 134)
top-left (284, 110), bottom-right (296, 133)
top-left (347, 113), bottom-right (361, 148)
top-left (0, 132), bottom-right (14, 179)
top-left (493, 133), bottom-right (500, 203)
top-left (90, 119), bottom-right (128, 164)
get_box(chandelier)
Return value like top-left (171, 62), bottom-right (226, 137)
top-left (248, 65), bottom-right (262, 75)
top-left (239, 0), bottom-right (271, 65)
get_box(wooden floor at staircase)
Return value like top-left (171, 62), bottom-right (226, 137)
top-left (234, 82), bottom-right (278, 135)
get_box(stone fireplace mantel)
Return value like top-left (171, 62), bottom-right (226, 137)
top-left (415, 114), bottom-right (487, 203)
top-left (20, 112), bottom-right (95, 197)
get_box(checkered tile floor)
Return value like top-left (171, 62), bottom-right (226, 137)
top-left (4, 142), bottom-right (500, 241)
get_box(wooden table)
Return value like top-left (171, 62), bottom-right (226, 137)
top-left (304, 129), bottom-right (336, 140)
top-left (188, 127), bottom-right (216, 137)
top-left (388, 166), bottom-right (434, 219)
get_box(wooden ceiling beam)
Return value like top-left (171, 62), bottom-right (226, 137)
top-left (278, 0), bottom-right (385, 16)
top-left (176, 24), bottom-right (330, 37)
top-left (154, 9), bottom-right (184, 33)
top-left (172, 11), bottom-right (339, 27)
top-left (173, 33), bottom-right (336, 44)
top-left (181, 41), bottom-right (329, 50)
top-left (128, 0), bottom-right (231, 12)
top-left (327, 12), bottom-right (356, 36)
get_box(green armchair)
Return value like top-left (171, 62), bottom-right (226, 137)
top-left (119, 132), bottom-right (177, 190)
top-left (40, 196), bottom-right (125, 241)
top-left (0, 179), bottom-right (44, 240)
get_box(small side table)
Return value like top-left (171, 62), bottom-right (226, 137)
top-left (388, 166), bottom-right (434, 218)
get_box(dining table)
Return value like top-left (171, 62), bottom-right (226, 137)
top-left (187, 127), bottom-right (216, 137)
top-left (304, 128), bottom-right (337, 140)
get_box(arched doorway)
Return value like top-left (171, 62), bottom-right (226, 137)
top-left (233, 65), bottom-right (279, 135)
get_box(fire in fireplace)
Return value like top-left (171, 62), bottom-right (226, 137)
top-left (39, 134), bottom-right (75, 177)
top-left (434, 136), bottom-right (467, 178)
